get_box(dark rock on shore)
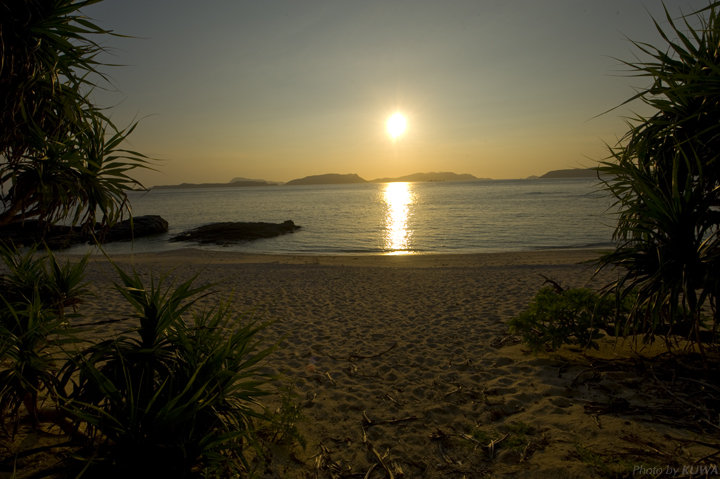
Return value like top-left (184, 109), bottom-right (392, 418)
top-left (98, 215), bottom-right (169, 243)
top-left (0, 215), bottom-right (169, 249)
top-left (171, 220), bottom-right (301, 245)
top-left (0, 221), bottom-right (82, 250)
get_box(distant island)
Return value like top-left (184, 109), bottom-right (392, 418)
top-left (150, 169), bottom-right (608, 189)
top-left (152, 172), bottom-right (490, 189)
top-left (229, 176), bottom-right (282, 184)
top-left (536, 168), bottom-right (603, 179)
top-left (283, 171), bottom-right (489, 186)
top-left (371, 172), bottom-right (489, 183)
top-left (285, 173), bottom-right (368, 186)
top-left (153, 180), bottom-right (279, 189)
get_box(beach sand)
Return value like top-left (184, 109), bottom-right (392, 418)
top-left (4, 249), bottom-right (717, 478)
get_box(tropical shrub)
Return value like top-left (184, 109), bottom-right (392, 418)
top-left (0, 244), bottom-right (293, 477)
top-left (0, 244), bottom-right (89, 433)
top-left (508, 286), bottom-right (628, 353)
top-left (597, 5), bottom-right (720, 355)
top-left (0, 244), bottom-right (91, 318)
top-left (61, 265), bottom-right (279, 478)
top-left (0, 0), bottom-right (151, 230)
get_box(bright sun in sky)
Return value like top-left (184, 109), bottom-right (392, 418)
top-left (386, 112), bottom-right (407, 139)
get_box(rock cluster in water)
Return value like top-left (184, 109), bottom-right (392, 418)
top-left (0, 215), bottom-right (169, 250)
top-left (170, 220), bottom-right (301, 245)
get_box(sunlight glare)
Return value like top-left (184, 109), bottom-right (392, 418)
top-left (386, 112), bottom-right (407, 139)
top-left (382, 182), bottom-right (415, 254)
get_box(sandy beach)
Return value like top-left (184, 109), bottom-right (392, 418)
top-left (6, 248), bottom-right (718, 478)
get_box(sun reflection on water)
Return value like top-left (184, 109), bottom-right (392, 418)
top-left (382, 182), bottom-right (415, 254)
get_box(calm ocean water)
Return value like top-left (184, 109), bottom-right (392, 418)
top-left (70, 178), bottom-right (615, 255)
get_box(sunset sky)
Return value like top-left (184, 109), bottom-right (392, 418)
top-left (85, 0), bottom-right (707, 186)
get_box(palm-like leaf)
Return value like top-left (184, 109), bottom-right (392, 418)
top-left (0, 1), bottom-right (154, 231)
top-left (62, 265), bottom-right (278, 476)
top-left (598, 4), bottom-right (720, 353)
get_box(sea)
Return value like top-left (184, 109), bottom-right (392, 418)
top-left (68, 178), bottom-right (616, 256)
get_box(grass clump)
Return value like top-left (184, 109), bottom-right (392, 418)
top-left (502, 421), bottom-right (533, 452)
top-left (506, 421), bottom-right (531, 436)
top-left (262, 385), bottom-right (307, 449)
top-left (470, 429), bottom-right (496, 445)
top-left (469, 421), bottom-right (534, 454)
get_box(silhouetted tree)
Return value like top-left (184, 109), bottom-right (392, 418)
top-left (0, 0), bottom-right (150, 230)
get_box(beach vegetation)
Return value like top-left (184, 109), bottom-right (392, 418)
top-left (512, 4), bottom-right (720, 357)
top-left (469, 423), bottom-right (533, 455)
top-left (506, 421), bottom-right (532, 436)
top-left (596, 4), bottom-right (720, 356)
top-left (0, 0), bottom-right (152, 231)
top-left (0, 1), bottom-right (299, 477)
top-left (574, 441), bottom-right (661, 478)
top-left (502, 435), bottom-right (528, 452)
top-left (0, 244), bottom-right (91, 318)
top-left (0, 243), bottom-right (88, 433)
top-left (60, 264), bottom-right (279, 478)
top-left (507, 286), bottom-right (630, 353)
top-left (501, 422), bottom-right (533, 452)
top-left (0, 241), bottom-right (296, 477)
top-left (261, 384), bottom-right (307, 449)
top-left (470, 429), bottom-right (496, 445)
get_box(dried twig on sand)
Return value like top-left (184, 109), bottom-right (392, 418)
top-left (328, 342), bottom-right (398, 361)
top-left (362, 411), bottom-right (418, 426)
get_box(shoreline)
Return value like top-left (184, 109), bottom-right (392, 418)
top-left (57, 246), bottom-right (611, 269)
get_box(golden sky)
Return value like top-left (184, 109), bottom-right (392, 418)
top-left (85, 0), bottom-right (707, 186)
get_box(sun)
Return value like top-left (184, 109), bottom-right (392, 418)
top-left (386, 112), bottom-right (407, 139)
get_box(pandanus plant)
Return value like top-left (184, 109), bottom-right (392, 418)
top-left (0, 244), bottom-right (89, 434)
top-left (597, 4), bottom-right (720, 355)
top-left (61, 264), bottom-right (279, 478)
top-left (0, 0), bottom-right (153, 231)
